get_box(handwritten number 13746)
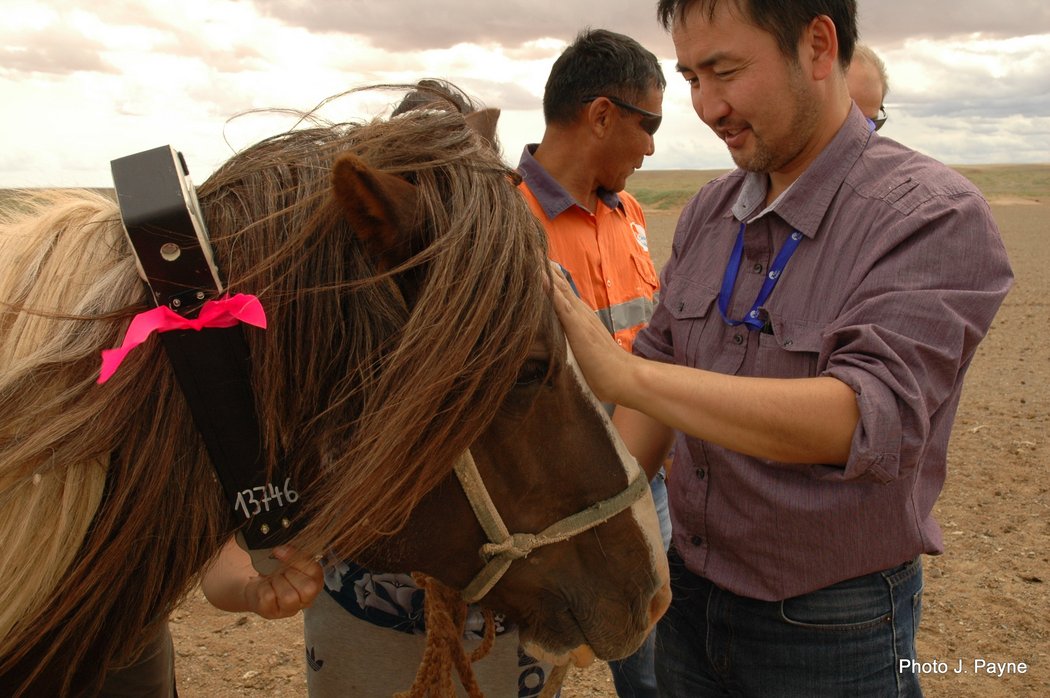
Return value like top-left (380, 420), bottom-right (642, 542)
top-left (234, 478), bottom-right (299, 519)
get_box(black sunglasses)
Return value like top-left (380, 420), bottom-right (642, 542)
top-left (582, 95), bottom-right (662, 136)
top-left (872, 105), bottom-right (888, 131)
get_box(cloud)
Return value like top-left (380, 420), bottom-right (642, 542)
top-left (860, 0), bottom-right (1050, 44)
top-left (0, 22), bottom-right (118, 75)
top-left (249, 0), bottom-right (673, 54)
top-left (2, 0), bottom-right (1048, 188)
top-left (888, 114), bottom-right (1050, 166)
top-left (1, 2), bottom-right (274, 81)
top-left (883, 35), bottom-right (1050, 120)
top-left (460, 79), bottom-right (545, 112)
top-left (252, 0), bottom-right (1050, 59)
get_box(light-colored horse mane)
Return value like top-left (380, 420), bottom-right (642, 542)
top-left (0, 96), bottom-right (551, 693)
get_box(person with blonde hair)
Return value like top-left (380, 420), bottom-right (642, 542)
top-left (848, 43), bottom-right (890, 129)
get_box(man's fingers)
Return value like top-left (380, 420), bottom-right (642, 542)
top-left (273, 545), bottom-right (324, 579)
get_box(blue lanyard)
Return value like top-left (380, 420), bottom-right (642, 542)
top-left (717, 222), bottom-right (803, 331)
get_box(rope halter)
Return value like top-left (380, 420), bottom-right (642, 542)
top-left (453, 450), bottom-right (649, 603)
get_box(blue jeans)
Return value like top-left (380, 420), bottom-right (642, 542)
top-left (656, 548), bottom-right (925, 697)
top-left (608, 469), bottom-right (671, 698)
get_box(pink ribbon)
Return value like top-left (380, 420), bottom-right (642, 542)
top-left (98, 293), bottom-right (267, 384)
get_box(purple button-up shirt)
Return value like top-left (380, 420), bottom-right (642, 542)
top-left (634, 107), bottom-right (1014, 601)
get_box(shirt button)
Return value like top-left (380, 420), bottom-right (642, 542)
top-left (752, 263), bottom-right (763, 273)
top-left (733, 334), bottom-right (744, 345)
top-left (690, 535), bottom-right (703, 546)
top-left (695, 467), bottom-right (706, 480)
top-left (616, 338), bottom-right (624, 346)
top-left (606, 279), bottom-right (613, 287)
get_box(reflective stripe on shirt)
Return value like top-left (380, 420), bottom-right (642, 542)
top-left (595, 293), bottom-right (659, 337)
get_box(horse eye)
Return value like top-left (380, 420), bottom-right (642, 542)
top-left (514, 359), bottom-right (550, 387)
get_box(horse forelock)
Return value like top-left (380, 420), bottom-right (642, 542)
top-left (195, 108), bottom-right (551, 561)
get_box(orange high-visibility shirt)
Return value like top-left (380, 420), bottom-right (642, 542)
top-left (518, 146), bottom-right (659, 352)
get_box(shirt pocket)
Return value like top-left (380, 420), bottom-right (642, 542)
top-left (664, 276), bottom-right (720, 368)
top-left (628, 247), bottom-right (659, 290)
top-left (755, 314), bottom-right (826, 378)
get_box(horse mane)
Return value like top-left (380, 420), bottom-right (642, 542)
top-left (0, 187), bottom-right (221, 691)
top-left (0, 92), bottom-right (551, 694)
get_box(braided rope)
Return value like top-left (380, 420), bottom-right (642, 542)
top-left (538, 662), bottom-right (569, 698)
top-left (394, 573), bottom-right (494, 698)
top-left (394, 573), bottom-right (572, 698)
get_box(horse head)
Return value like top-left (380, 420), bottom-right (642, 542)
top-left (326, 143), bottom-right (670, 663)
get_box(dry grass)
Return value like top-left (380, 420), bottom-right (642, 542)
top-left (627, 163), bottom-right (1050, 210)
top-left (3, 163), bottom-right (1046, 212)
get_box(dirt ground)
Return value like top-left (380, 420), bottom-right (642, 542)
top-left (170, 182), bottom-right (1049, 697)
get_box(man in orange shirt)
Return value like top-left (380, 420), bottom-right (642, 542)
top-left (517, 28), bottom-right (669, 698)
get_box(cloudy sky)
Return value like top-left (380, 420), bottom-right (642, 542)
top-left (3, 0), bottom-right (1049, 187)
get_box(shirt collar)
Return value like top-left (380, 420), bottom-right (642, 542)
top-left (730, 105), bottom-right (873, 238)
top-left (517, 144), bottom-right (622, 220)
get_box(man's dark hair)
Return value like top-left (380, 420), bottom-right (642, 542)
top-left (656, 0), bottom-right (857, 68)
top-left (543, 28), bottom-right (666, 125)
top-left (392, 79), bottom-right (476, 116)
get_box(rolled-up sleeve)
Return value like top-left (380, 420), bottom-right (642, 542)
top-left (821, 191), bottom-right (1013, 483)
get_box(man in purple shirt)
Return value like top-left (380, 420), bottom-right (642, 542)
top-left (550, 0), bottom-right (1014, 696)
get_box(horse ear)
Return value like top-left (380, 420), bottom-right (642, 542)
top-left (332, 153), bottom-right (422, 270)
top-left (465, 108), bottom-right (500, 148)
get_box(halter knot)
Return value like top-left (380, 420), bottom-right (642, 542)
top-left (480, 533), bottom-right (543, 561)
top-left (454, 451), bottom-right (650, 604)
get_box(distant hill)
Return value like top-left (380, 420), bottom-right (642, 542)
top-left (3, 164), bottom-right (1046, 214)
top-left (950, 164), bottom-right (1049, 202)
top-left (629, 164), bottom-right (1049, 209)
top-left (628, 169), bottom-right (728, 210)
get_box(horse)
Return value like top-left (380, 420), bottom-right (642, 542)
top-left (0, 88), bottom-right (670, 696)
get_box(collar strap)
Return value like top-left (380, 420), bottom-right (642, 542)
top-left (110, 145), bottom-right (300, 565)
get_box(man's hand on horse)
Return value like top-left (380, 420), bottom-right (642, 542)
top-left (202, 538), bottom-right (324, 621)
top-left (548, 260), bottom-right (636, 405)
top-left (242, 545), bottom-right (325, 620)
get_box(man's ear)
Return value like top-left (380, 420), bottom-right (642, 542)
top-left (585, 97), bottom-right (616, 138)
top-left (804, 14), bottom-right (839, 81)
top-left (331, 153), bottom-right (423, 271)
